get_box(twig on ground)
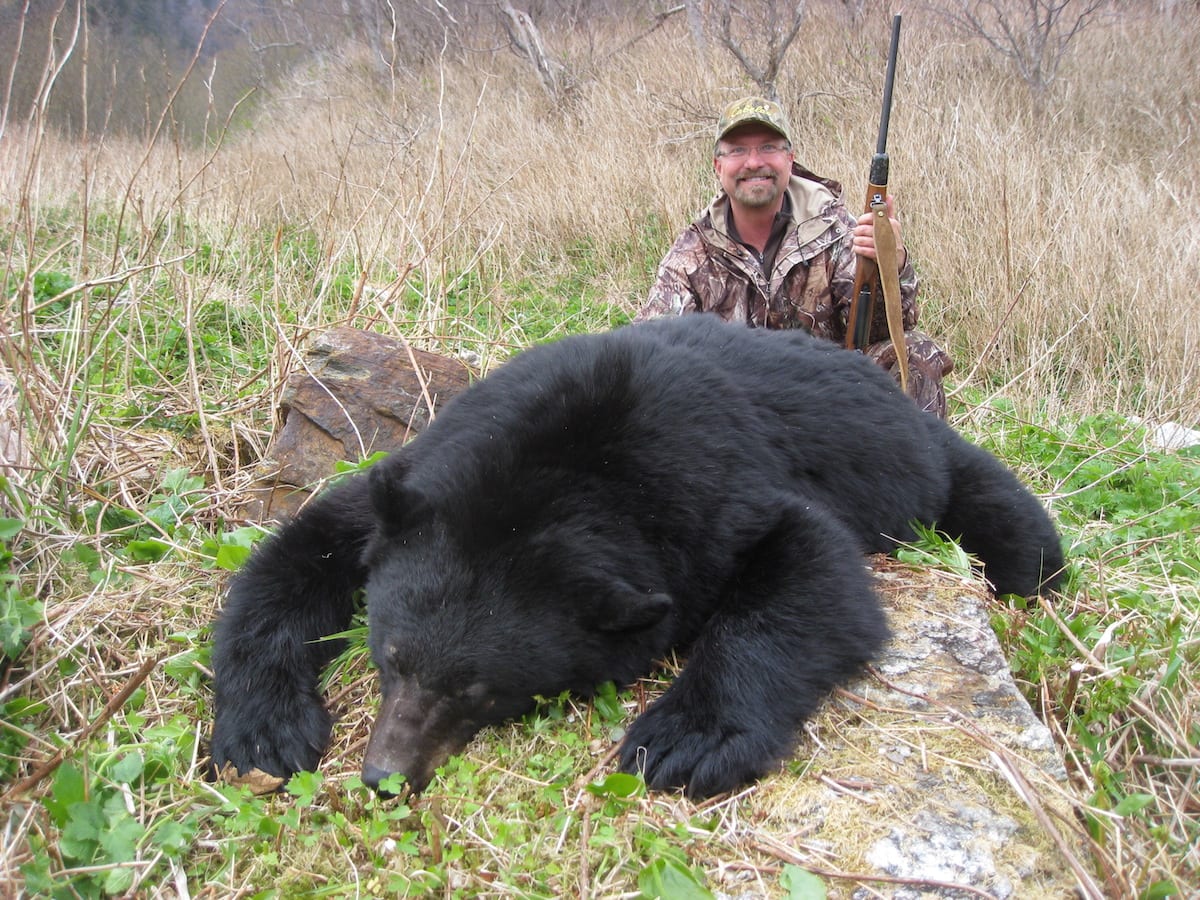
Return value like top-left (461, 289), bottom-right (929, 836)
top-left (3, 655), bottom-right (160, 800)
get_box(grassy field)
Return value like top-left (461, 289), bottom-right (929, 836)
top-left (1, 2), bottom-right (1197, 897)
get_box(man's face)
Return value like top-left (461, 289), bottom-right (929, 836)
top-left (713, 125), bottom-right (794, 211)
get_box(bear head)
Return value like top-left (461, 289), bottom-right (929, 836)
top-left (359, 459), bottom-right (676, 793)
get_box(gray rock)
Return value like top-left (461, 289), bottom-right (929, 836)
top-left (751, 561), bottom-right (1083, 898)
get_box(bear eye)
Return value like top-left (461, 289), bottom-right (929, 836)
top-left (382, 644), bottom-right (413, 677)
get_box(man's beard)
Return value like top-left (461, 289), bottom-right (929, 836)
top-left (731, 170), bottom-right (783, 208)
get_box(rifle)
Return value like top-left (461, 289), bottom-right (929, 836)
top-left (844, 14), bottom-right (909, 393)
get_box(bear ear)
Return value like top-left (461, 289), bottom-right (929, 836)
top-left (591, 587), bottom-right (673, 633)
top-left (368, 457), bottom-right (429, 531)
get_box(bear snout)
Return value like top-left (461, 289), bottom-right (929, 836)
top-left (362, 761), bottom-right (421, 797)
top-left (361, 676), bottom-right (479, 795)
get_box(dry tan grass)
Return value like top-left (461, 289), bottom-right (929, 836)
top-left (6, 9), bottom-right (1196, 417)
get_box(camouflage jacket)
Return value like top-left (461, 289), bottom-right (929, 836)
top-left (637, 163), bottom-right (919, 341)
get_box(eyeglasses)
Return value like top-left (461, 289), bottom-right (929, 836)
top-left (715, 143), bottom-right (792, 160)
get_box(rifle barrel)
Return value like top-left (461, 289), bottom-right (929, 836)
top-left (875, 15), bottom-right (902, 155)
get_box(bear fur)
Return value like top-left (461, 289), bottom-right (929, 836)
top-left (210, 315), bottom-right (1064, 798)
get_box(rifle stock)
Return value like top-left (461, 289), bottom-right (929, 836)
top-left (845, 15), bottom-right (903, 357)
top-left (846, 169), bottom-right (890, 350)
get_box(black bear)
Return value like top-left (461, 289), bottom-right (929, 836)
top-left (210, 315), bottom-right (1063, 799)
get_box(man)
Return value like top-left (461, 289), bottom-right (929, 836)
top-left (637, 96), bottom-right (953, 418)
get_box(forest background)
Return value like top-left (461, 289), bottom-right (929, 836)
top-left (0, 0), bottom-right (1197, 897)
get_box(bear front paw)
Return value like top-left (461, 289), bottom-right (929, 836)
top-left (618, 700), bottom-right (784, 799)
top-left (209, 690), bottom-right (332, 783)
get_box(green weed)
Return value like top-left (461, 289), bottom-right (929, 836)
top-left (893, 522), bottom-right (977, 582)
top-left (0, 516), bottom-right (40, 661)
top-left (963, 409), bottom-right (1198, 889)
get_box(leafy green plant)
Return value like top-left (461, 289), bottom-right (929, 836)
top-left (24, 758), bottom-right (190, 897)
top-left (0, 517), bottom-right (41, 660)
top-left (29, 270), bottom-right (76, 319)
top-left (638, 857), bottom-right (714, 899)
top-left (0, 698), bottom-right (44, 783)
top-left (199, 525), bottom-right (264, 572)
top-left (588, 771), bottom-right (646, 802)
top-left (80, 468), bottom-right (208, 565)
top-left (781, 864), bottom-right (828, 899)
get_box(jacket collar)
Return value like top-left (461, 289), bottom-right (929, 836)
top-left (707, 162), bottom-right (844, 250)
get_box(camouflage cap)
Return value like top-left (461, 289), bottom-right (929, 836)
top-left (715, 96), bottom-right (791, 146)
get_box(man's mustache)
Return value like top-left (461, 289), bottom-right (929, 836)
top-left (736, 168), bottom-right (777, 181)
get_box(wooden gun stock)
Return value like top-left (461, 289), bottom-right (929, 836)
top-left (846, 160), bottom-right (891, 351)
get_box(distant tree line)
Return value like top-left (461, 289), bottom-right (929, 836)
top-left (0, 0), bottom-right (1138, 140)
top-left (0, 0), bottom-right (660, 138)
top-left (83, 0), bottom-right (223, 53)
top-left (1, 0), bottom-right (235, 138)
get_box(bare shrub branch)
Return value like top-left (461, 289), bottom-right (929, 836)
top-left (940, 0), bottom-right (1112, 102)
top-left (713, 0), bottom-right (807, 101)
top-left (497, 3), bottom-right (685, 105)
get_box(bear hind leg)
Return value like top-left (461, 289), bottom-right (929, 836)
top-left (937, 438), bottom-right (1065, 597)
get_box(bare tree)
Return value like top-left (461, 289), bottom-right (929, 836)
top-left (942, 0), bottom-right (1111, 103)
top-left (684, 0), bottom-right (708, 57)
top-left (498, 3), bottom-right (685, 105)
top-left (713, 0), bottom-right (807, 101)
top-left (500, 1), bottom-right (572, 101)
